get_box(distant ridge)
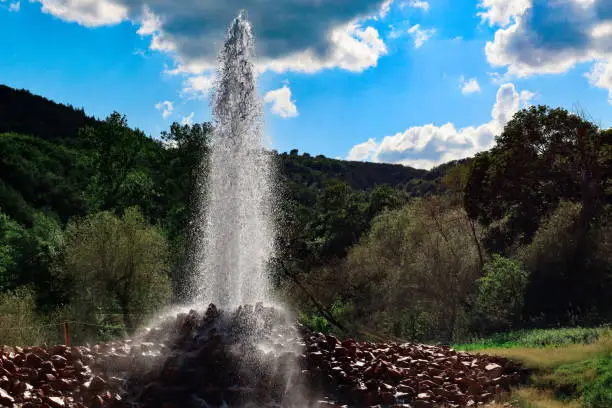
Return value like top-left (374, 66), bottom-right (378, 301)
top-left (0, 84), bottom-right (99, 146)
top-left (0, 83), bottom-right (463, 192)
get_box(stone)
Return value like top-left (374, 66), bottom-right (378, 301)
top-left (88, 376), bottom-right (107, 393)
top-left (50, 355), bottom-right (68, 370)
top-left (45, 396), bottom-right (66, 408)
top-left (0, 387), bottom-right (14, 405)
top-left (24, 353), bottom-right (43, 369)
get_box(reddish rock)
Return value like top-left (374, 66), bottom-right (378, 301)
top-left (88, 376), bottom-right (107, 393)
top-left (50, 355), bottom-right (67, 370)
top-left (0, 387), bottom-right (14, 405)
top-left (24, 353), bottom-right (43, 369)
top-left (45, 396), bottom-right (66, 407)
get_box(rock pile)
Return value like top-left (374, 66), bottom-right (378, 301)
top-left (0, 304), bottom-right (527, 408)
top-left (301, 331), bottom-right (528, 407)
top-left (0, 342), bottom-right (128, 408)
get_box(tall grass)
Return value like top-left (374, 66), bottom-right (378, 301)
top-left (454, 326), bottom-right (611, 351)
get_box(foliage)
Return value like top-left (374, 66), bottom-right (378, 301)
top-left (583, 356), bottom-right (612, 408)
top-left (333, 196), bottom-right (483, 342)
top-left (471, 255), bottom-right (528, 334)
top-left (518, 201), bottom-right (612, 325)
top-left (464, 106), bottom-right (608, 254)
top-left (298, 297), bottom-right (352, 335)
top-left (0, 85), bottom-right (98, 148)
top-left (456, 327), bottom-right (612, 408)
top-left (61, 207), bottom-right (171, 333)
top-left (0, 133), bottom-right (91, 225)
top-left (0, 287), bottom-right (57, 346)
top-left (454, 326), bottom-right (609, 351)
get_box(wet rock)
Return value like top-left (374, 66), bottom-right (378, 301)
top-left (24, 353), bottom-right (43, 369)
top-left (0, 387), bottom-right (14, 405)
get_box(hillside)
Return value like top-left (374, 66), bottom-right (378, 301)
top-left (0, 84), bottom-right (436, 186)
top-left (0, 85), bottom-right (100, 147)
top-left (0, 84), bottom-right (449, 314)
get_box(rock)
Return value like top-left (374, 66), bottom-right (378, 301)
top-left (45, 396), bottom-right (66, 408)
top-left (50, 355), bottom-right (68, 370)
top-left (88, 376), bottom-right (107, 393)
top-left (0, 387), bottom-right (14, 405)
top-left (485, 363), bottom-right (503, 378)
top-left (24, 353), bottom-right (43, 369)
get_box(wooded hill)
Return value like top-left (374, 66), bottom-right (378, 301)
top-left (1, 84), bottom-right (610, 346)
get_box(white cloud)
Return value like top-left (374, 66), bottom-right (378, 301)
top-left (35, 0), bottom-right (128, 27)
top-left (407, 24), bottom-right (435, 48)
top-left (264, 85), bottom-right (299, 118)
top-left (477, 0), bottom-right (531, 27)
top-left (347, 138), bottom-right (378, 161)
top-left (181, 112), bottom-right (195, 126)
top-left (32, 0), bottom-right (391, 79)
top-left (8, 1), bottom-right (20, 11)
top-left (377, 0), bottom-right (394, 19)
top-left (519, 90), bottom-right (536, 107)
top-left (401, 0), bottom-right (429, 11)
top-left (259, 23), bottom-right (387, 74)
top-left (460, 76), bottom-right (481, 94)
top-left (586, 60), bottom-right (612, 103)
top-left (154, 100), bottom-right (173, 120)
top-left (482, 0), bottom-right (612, 104)
top-left (346, 83), bottom-right (532, 169)
top-left (180, 75), bottom-right (214, 100)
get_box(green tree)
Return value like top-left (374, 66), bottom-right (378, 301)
top-left (464, 106), bottom-right (605, 253)
top-left (62, 207), bottom-right (171, 332)
top-left (472, 255), bottom-right (528, 334)
top-left (82, 112), bottom-right (147, 211)
top-left (518, 201), bottom-right (612, 324)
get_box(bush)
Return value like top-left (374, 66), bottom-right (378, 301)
top-left (343, 197), bottom-right (484, 342)
top-left (471, 255), bottom-right (528, 334)
top-left (0, 287), bottom-right (61, 346)
top-left (61, 207), bottom-right (171, 334)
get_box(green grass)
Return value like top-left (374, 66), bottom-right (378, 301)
top-left (454, 326), bottom-right (610, 351)
top-left (452, 327), bottom-right (612, 408)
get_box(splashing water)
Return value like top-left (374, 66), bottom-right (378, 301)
top-left (194, 11), bottom-right (275, 309)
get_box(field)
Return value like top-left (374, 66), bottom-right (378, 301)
top-left (454, 327), bottom-right (612, 408)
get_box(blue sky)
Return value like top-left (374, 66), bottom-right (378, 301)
top-left (1, 0), bottom-right (611, 169)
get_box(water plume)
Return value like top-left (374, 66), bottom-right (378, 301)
top-left (194, 10), bottom-right (275, 309)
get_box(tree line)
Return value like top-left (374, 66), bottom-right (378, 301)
top-left (0, 85), bottom-right (610, 345)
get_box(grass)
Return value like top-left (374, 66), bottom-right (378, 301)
top-left (453, 327), bottom-right (612, 408)
top-left (454, 326), bottom-right (610, 351)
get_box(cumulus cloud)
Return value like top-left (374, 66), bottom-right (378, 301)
top-left (35, 0), bottom-right (128, 26)
top-left (460, 76), bottom-right (481, 94)
top-left (259, 23), bottom-right (387, 74)
top-left (483, 0), bottom-right (612, 88)
top-left (264, 85), bottom-right (299, 118)
top-left (155, 100), bottom-right (173, 119)
top-left (181, 112), bottom-right (195, 126)
top-left (402, 0), bottom-right (430, 11)
top-left (586, 60), bottom-right (612, 103)
top-left (407, 24), bottom-right (435, 48)
top-left (347, 138), bottom-right (378, 161)
top-left (180, 75), bottom-right (214, 100)
top-left (346, 83), bottom-right (534, 169)
top-left (31, 0), bottom-right (392, 77)
top-left (477, 0), bottom-right (531, 27)
top-left (8, 1), bottom-right (20, 11)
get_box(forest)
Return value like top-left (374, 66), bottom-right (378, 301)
top-left (0, 84), bottom-right (611, 347)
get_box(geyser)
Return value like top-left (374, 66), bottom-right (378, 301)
top-left (194, 11), bottom-right (275, 308)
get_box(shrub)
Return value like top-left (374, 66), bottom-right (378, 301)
top-left (471, 255), bottom-right (528, 334)
top-left (0, 287), bottom-right (60, 346)
top-left (61, 207), bottom-right (171, 334)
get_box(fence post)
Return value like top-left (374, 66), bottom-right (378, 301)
top-left (63, 321), bottom-right (70, 347)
